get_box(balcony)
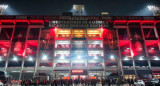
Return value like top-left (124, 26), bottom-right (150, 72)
top-left (23, 67), bottom-right (35, 71)
top-left (38, 67), bottom-right (53, 70)
top-left (55, 35), bottom-right (71, 40)
top-left (88, 66), bottom-right (104, 71)
top-left (72, 66), bottom-right (87, 69)
top-left (54, 67), bottom-right (70, 71)
top-left (6, 67), bottom-right (22, 71)
top-left (72, 38), bottom-right (86, 40)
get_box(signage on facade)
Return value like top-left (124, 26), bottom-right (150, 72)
top-left (49, 20), bottom-right (108, 28)
top-left (71, 70), bottom-right (87, 75)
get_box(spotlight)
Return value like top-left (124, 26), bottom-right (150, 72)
top-left (148, 5), bottom-right (159, 11)
top-left (0, 4), bottom-right (8, 9)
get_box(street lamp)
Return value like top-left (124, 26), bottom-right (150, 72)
top-left (0, 4), bottom-right (8, 15)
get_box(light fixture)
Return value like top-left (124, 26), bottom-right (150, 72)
top-left (13, 56), bottom-right (18, 61)
top-left (139, 56), bottom-right (144, 60)
top-left (154, 56), bottom-right (159, 60)
top-left (148, 5), bottom-right (159, 11)
top-left (42, 55), bottom-right (47, 60)
top-left (0, 4), bottom-right (8, 9)
top-left (124, 57), bottom-right (129, 60)
top-left (110, 55), bottom-right (114, 59)
top-left (60, 55), bottom-right (65, 59)
top-left (0, 56), bottom-right (2, 61)
top-left (94, 56), bottom-right (98, 59)
top-left (28, 56), bottom-right (33, 61)
top-left (78, 56), bottom-right (81, 59)
top-left (151, 48), bottom-right (154, 50)
top-left (126, 48), bottom-right (130, 50)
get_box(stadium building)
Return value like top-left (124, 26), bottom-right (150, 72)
top-left (0, 16), bottom-right (160, 80)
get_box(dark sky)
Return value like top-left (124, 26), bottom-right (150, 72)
top-left (1, 0), bottom-right (160, 16)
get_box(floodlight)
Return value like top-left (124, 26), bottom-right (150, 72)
top-left (0, 4), bottom-right (8, 9)
top-left (0, 4), bottom-right (8, 15)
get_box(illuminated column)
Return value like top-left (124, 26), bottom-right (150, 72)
top-left (148, 6), bottom-right (160, 16)
top-left (116, 28), bottom-right (124, 80)
top-left (33, 28), bottom-right (41, 77)
top-left (4, 26), bottom-right (15, 71)
top-left (101, 28), bottom-right (106, 79)
top-left (19, 26), bottom-right (30, 80)
top-left (0, 4), bottom-right (8, 15)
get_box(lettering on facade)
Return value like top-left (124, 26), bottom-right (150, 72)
top-left (49, 20), bottom-right (108, 28)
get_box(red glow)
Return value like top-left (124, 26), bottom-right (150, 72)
top-left (15, 20), bottom-right (30, 24)
top-left (127, 20), bottom-right (141, 25)
top-left (145, 41), bottom-right (158, 46)
top-left (29, 20), bottom-right (44, 25)
top-left (119, 40), bottom-right (130, 47)
top-left (27, 41), bottom-right (38, 46)
top-left (0, 20), bottom-right (15, 24)
top-left (131, 41), bottom-right (143, 56)
top-left (113, 20), bottom-right (128, 25)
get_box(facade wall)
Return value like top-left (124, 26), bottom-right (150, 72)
top-left (0, 16), bottom-right (160, 80)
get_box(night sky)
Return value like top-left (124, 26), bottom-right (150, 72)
top-left (1, 0), bottom-right (160, 16)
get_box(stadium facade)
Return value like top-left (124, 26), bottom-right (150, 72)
top-left (0, 16), bottom-right (160, 80)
